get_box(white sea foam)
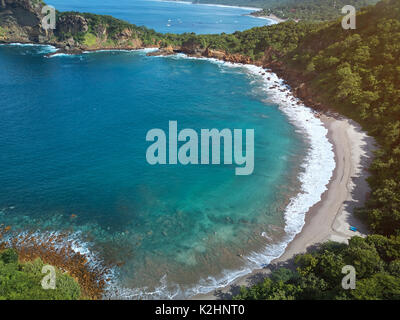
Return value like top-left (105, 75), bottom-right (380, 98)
top-left (2, 48), bottom-right (335, 299)
top-left (45, 47), bottom-right (159, 58)
top-left (231, 65), bottom-right (336, 273)
top-left (82, 48), bottom-right (159, 54)
top-left (46, 53), bottom-right (73, 58)
top-left (102, 53), bottom-right (335, 299)
top-left (1, 43), bottom-right (43, 46)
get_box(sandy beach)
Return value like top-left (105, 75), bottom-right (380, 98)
top-left (194, 113), bottom-right (376, 300)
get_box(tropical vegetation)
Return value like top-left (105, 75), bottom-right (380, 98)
top-left (188, 0), bottom-right (380, 21)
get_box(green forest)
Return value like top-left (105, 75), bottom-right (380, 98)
top-left (253, 0), bottom-right (380, 21)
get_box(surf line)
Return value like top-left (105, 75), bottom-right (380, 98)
top-left (145, 121), bottom-right (254, 175)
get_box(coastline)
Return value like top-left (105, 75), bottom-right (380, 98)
top-left (158, 0), bottom-right (280, 24)
top-left (126, 54), bottom-right (371, 300)
top-left (158, 0), bottom-right (262, 11)
top-left (275, 115), bottom-right (376, 259)
top-left (193, 113), bottom-right (376, 300)
top-left (1, 44), bottom-right (374, 299)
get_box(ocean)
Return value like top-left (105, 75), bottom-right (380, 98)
top-left (0, 1), bottom-right (334, 299)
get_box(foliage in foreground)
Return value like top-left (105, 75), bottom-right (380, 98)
top-left (0, 248), bottom-right (81, 300)
top-left (235, 237), bottom-right (400, 300)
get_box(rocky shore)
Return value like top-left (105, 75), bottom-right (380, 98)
top-left (0, 0), bottom-right (159, 54)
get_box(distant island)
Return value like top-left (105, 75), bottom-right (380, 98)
top-left (1, 0), bottom-right (400, 300)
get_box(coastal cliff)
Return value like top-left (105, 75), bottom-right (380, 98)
top-left (0, 0), bottom-right (163, 52)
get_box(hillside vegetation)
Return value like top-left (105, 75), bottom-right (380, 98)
top-left (279, 0), bottom-right (400, 237)
top-left (55, 11), bottom-right (165, 49)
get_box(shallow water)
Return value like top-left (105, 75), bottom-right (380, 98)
top-left (0, 1), bottom-right (336, 299)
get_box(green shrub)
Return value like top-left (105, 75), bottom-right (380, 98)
top-left (0, 249), bottom-right (82, 300)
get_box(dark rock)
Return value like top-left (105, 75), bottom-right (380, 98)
top-left (57, 14), bottom-right (88, 36)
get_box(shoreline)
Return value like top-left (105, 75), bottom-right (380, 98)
top-left (0, 43), bottom-right (377, 300)
top-left (249, 13), bottom-right (287, 24)
top-left (193, 113), bottom-right (376, 299)
top-left (158, 0), bottom-right (262, 11)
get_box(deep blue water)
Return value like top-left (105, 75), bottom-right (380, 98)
top-left (47, 0), bottom-right (271, 34)
top-left (0, 2), bottom-right (305, 297)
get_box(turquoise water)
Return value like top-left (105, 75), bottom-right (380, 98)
top-left (47, 0), bottom-right (271, 34)
top-left (0, 2), bottom-right (307, 298)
